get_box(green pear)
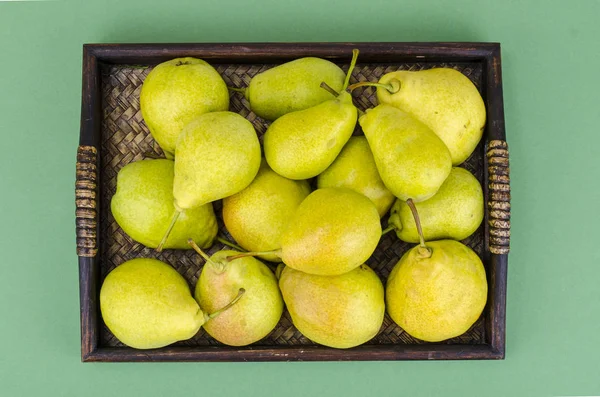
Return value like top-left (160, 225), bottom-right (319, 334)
top-left (388, 167), bottom-right (483, 243)
top-left (279, 264), bottom-right (385, 349)
top-left (359, 105), bottom-right (452, 202)
top-left (140, 57), bottom-right (229, 156)
top-left (263, 50), bottom-right (360, 180)
top-left (317, 136), bottom-right (394, 217)
top-left (226, 188), bottom-right (381, 276)
top-left (368, 68), bottom-right (486, 165)
top-left (264, 91), bottom-right (357, 180)
top-left (190, 244), bottom-right (284, 347)
top-left (223, 159), bottom-right (311, 262)
top-left (244, 57), bottom-right (346, 121)
top-left (281, 187), bottom-right (381, 275)
top-left (100, 258), bottom-right (204, 349)
top-left (386, 200), bottom-right (487, 342)
top-left (173, 111), bottom-right (261, 209)
top-left (111, 159), bottom-right (217, 249)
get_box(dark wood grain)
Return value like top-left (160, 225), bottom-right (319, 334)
top-left (78, 42), bottom-right (508, 362)
top-left (80, 256), bottom-right (100, 361)
top-left (78, 46), bottom-right (102, 361)
top-left (83, 343), bottom-right (503, 362)
top-left (482, 47), bottom-right (508, 358)
top-left (86, 42), bottom-right (498, 64)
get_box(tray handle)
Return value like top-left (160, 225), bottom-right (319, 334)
top-left (76, 145), bottom-right (98, 257)
top-left (487, 140), bottom-right (511, 255)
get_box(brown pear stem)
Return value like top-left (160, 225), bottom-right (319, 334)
top-left (156, 208), bottom-right (181, 252)
top-left (320, 82), bottom-right (339, 97)
top-left (347, 81), bottom-right (399, 93)
top-left (188, 239), bottom-right (225, 272)
top-left (226, 249), bottom-right (282, 262)
top-left (381, 225), bottom-right (396, 236)
top-left (406, 199), bottom-right (432, 258)
top-left (207, 288), bottom-right (246, 320)
top-left (227, 86), bottom-right (245, 94)
top-left (216, 236), bottom-right (246, 252)
top-left (406, 199), bottom-right (426, 248)
top-left (342, 49), bottom-right (360, 90)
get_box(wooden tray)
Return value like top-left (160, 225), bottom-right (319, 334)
top-left (76, 42), bottom-right (510, 362)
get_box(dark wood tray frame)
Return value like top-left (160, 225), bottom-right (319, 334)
top-left (76, 42), bottom-right (509, 362)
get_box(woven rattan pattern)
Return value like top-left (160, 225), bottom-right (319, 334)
top-left (99, 61), bottom-right (485, 347)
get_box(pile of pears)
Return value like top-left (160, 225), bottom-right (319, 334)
top-left (101, 50), bottom-right (489, 350)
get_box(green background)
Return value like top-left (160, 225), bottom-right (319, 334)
top-left (1, 0), bottom-right (599, 395)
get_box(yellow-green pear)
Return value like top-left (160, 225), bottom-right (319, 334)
top-left (282, 188), bottom-right (381, 275)
top-left (386, 200), bottom-right (487, 342)
top-left (372, 68), bottom-right (486, 165)
top-left (264, 91), bottom-right (357, 180)
top-left (279, 264), bottom-right (385, 349)
top-left (100, 258), bottom-right (205, 349)
top-left (190, 245), bottom-right (284, 347)
top-left (111, 159), bottom-right (217, 249)
top-left (227, 188), bottom-right (381, 276)
top-left (140, 57), bottom-right (229, 156)
top-left (263, 50), bottom-right (360, 180)
top-left (173, 111), bottom-right (261, 209)
top-left (388, 167), bottom-right (483, 243)
top-left (244, 57), bottom-right (346, 121)
top-left (317, 136), bottom-right (394, 217)
top-left (359, 105), bottom-right (452, 202)
top-left (223, 160), bottom-right (311, 262)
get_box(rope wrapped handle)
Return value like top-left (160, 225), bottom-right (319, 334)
top-left (487, 140), bottom-right (510, 255)
top-left (76, 145), bottom-right (98, 257)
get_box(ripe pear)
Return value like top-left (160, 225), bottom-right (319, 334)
top-left (227, 187), bottom-right (381, 276)
top-left (280, 187), bottom-right (381, 276)
top-left (100, 258), bottom-right (205, 349)
top-left (244, 57), bottom-right (346, 121)
top-left (190, 243), bottom-right (284, 346)
top-left (263, 50), bottom-right (360, 180)
top-left (317, 136), bottom-right (394, 217)
top-left (223, 159), bottom-right (311, 262)
top-left (359, 105), bottom-right (452, 202)
top-left (140, 57), bottom-right (229, 156)
top-left (173, 111), bottom-right (261, 209)
top-left (111, 159), bottom-right (217, 249)
top-left (388, 167), bottom-right (483, 243)
top-left (386, 200), bottom-right (488, 342)
top-left (367, 68), bottom-right (486, 165)
top-left (279, 264), bottom-right (385, 349)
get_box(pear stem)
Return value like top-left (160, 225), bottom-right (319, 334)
top-left (216, 236), bottom-right (246, 252)
top-left (406, 199), bottom-right (432, 258)
top-left (406, 199), bottom-right (426, 249)
top-left (347, 81), bottom-right (398, 93)
top-left (156, 209), bottom-right (182, 252)
top-left (381, 225), bottom-right (396, 236)
top-left (226, 249), bottom-right (282, 262)
top-left (320, 82), bottom-right (340, 97)
top-left (342, 49), bottom-right (360, 90)
top-left (187, 239), bottom-right (211, 261)
top-left (188, 238), bottom-right (225, 272)
top-left (207, 288), bottom-right (246, 320)
top-left (228, 86), bottom-right (245, 94)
